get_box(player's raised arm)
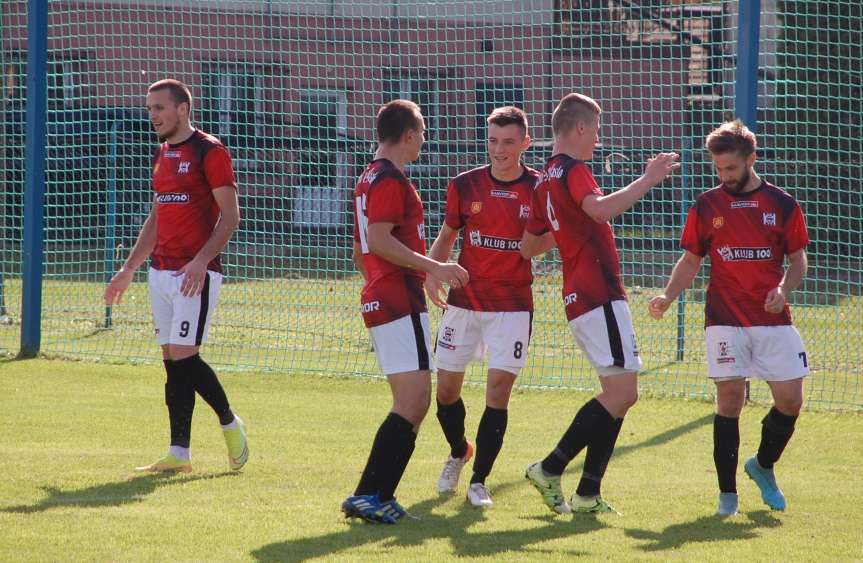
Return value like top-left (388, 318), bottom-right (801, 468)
top-left (104, 202), bottom-right (158, 305)
top-left (648, 250), bottom-right (703, 320)
top-left (581, 153), bottom-right (680, 224)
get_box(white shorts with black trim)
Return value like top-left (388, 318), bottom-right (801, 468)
top-left (368, 312), bottom-right (434, 375)
top-left (435, 305), bottom-right (531, 376)
top-left (568, 300), bottom-right (642, 376)
top-left (149, 267), bottom-right (222, 346)
top-left (705, 325), bottom-right (809, 381)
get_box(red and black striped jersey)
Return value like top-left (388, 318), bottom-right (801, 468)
top-left (681, 181), bottom-right (809, 327)
top-left (353, 159), bottom-right (428, 328)
top-left (444, 165), bottom-right (539, 312)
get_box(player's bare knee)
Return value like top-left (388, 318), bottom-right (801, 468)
top-left (436, 384), bottom-right (462, 405)
top-left (775, 396), bottom-right (803, 416)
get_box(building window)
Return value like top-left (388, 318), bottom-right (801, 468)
top-left (385, 71), bottom-right (444, 139)
top-left (3, 54), bottom-right (85, 109)
top-left (292, 90), bottom-right (348, 228)
top-left (475, 82), bottom-right (524, 141)
top-left (200, 63), bottom-right (266, 168)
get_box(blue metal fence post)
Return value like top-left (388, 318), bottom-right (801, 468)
top-left (104, 121), bottom-right (119, 328)
top-left (19, 0), bottom-right (49, 358)
top-left (735, 0), bottom-right (762, 130)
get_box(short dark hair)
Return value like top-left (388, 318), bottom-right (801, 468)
top-left (486, 106), bottom-right (528, 136)
top-left (376, 99), bottom-right (423, 144)
top-left (705, 119), bottom-right (757, 157)
top-left (552, 93), bottom-right (601, 136)
top-left (148, 79), bottom-right (193, 110)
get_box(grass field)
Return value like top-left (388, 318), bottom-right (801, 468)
top-left (1, 359), bottom-right (861, 562)
top-left (1, 277), bottom-right (861, 410)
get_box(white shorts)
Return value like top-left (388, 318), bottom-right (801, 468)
top-left (435, 305), bottom-right (532, 376)
top-left (369, 312), bottom-right (435, 375)
top-left (705, 325), bottom-right (809, 381)
top-left (568, 300), bottom-right (642, 377)
top-left (148, 267), bottom-right (222, 346)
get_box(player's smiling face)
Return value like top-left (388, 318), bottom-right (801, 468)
top-left (146, 89), bottom-right (188, 141)
top-left (488, 123), bottom-right (529, 175)
top-left (712, 151), bottom-right (756, 193)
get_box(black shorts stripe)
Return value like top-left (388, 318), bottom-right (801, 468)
top-left (602, 302), bottom-right (625, 368)
top-left (194, 273), bottom-right (211, 346)
top-left (410, 312), bottom-right (430, 371)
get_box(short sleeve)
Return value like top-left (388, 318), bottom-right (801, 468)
top-left (443, 180), bottom-right (464, 229)
top-left (567, 163), bottom-right (601, 206)
top-left (525, 186), bottom-right (549, 236)
top-left (203, 145), bottom-right (238, 191)
top-left (680, 205), bottom-right (706, 257)
top-left (783, 203), bottom-right (809, 255)
top-left (367, 177), bottom-right (406, 225)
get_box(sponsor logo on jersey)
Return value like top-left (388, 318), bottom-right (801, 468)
top-left (716, 340), bottom-right (735, 364)
top-left (359, 169), bottom-right (379, 185)
top-left (164, 150), bottom-right (182, 158)
top-left (361, 301), bottom-right (380, 313)
top-left (763, 212), bottom-right (776, 226)
top-left (417, 223), bottom-right (426, 240)
top-left (468, 230), bottom-right (522, 251)
top-left (564, 292), bottom-right (578, 305)
top-left (155, 192), bottom-right (191, 204)
top-left (713, 216), bottom-right (724, 229)
top-left (471, 201), bottom-right (482, 214)
top-left (717, 246), bottom-right (773, 262)
top-left (178, 161), bottom-right (191, 174)
top-left (519, 204), bottom-right (530, 219)
top-left (540, 166), bottom-right (565, 181)
top-left (731, 200), bottom-right (758, 209)
top-left (490, 189), bottom-right (518, 199)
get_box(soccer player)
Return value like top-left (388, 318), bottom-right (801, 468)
top-left (104, 79), bottom-right (248, 473)
top-left (521, 93), bottom-right (679, 514)
top-left (341, 100), bottom-right (469, 524)
top-left (648, 120), bottom-right (809, 516)
top-left (426, 106), bottom-right (552, 507)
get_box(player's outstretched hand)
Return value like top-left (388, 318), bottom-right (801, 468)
top-left (174, 258), bottom-right (208, 297)
top-left (643, 152), bottom-right (681, 186)
top-left (764, 287), bottom-right (786, 314)
top-left (433, 262), bottom-right (469, 290)
top-left (424, 275), bottom-right (448, 309)
top-left (648, 294), bottom-right (672, 320)
top-left (105, 269), bottom-right (133, 305)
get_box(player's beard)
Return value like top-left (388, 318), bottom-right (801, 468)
top-left (723, 168), bottom-right (750, 194)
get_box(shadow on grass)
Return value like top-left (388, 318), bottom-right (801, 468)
top-left (251, 414), bottom-right (714, 561)
top-left (2, 471), bottom-right (240, 514)
top-left (251, 481), bottom-right (602, 561)
top-left (624, 510), bottom-right (782, 552)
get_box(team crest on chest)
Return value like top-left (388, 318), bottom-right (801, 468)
top-left (178, 161), bottom-right (191, 174)
top-left (713, 216), bottom-right (724, 229)
top-left (519, 204), bottom-right (530, 219)
top-left (763, 212), bottom-right (776, 226)
top-left (471, 201), bottom-right (482, 214)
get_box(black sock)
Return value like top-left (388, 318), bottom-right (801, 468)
top-left (713, 414), bottom-right (740, 493)
top-left (542, 398), bottom-right (615, 476)
top-left (576, 417), bottom-right (623, 497)
top-left (355, 412), bottom-right (416, 502)
top-left (175, 354), bottom-right (234, 426)
top-left (164, 359), bottom-right (195, 448)
top-left (757, 406), bottom-right (797, 469)
top-left (436, 398), bottom-right (468, 459)
top-left (470, 406), bottom-right (508, 485)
